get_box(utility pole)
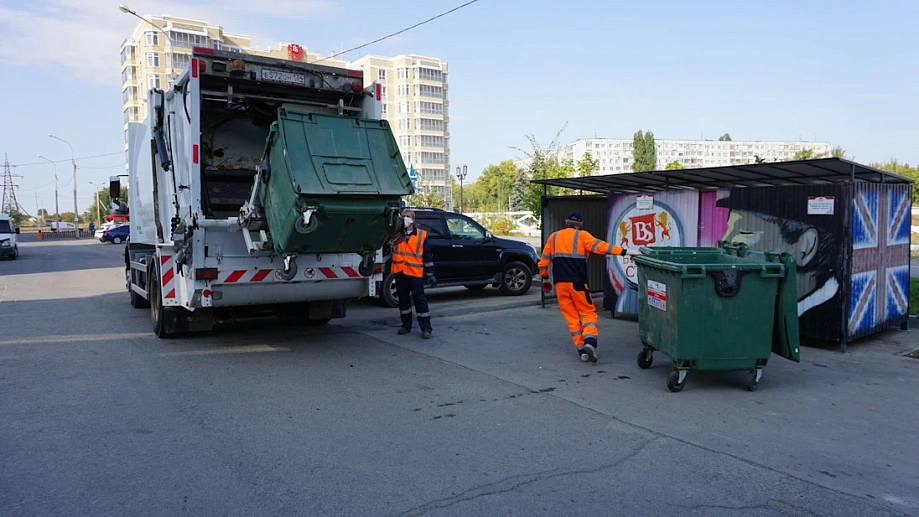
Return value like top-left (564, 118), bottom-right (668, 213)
top-left (49, 134), bottom-right (78, 230)
top-left (37, 155), bottom-right (59, 227)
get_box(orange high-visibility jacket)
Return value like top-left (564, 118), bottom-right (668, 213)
top-left (538, 228), bottom-right (626, 284)
top-left (391, 228), bottom-right (434, 278)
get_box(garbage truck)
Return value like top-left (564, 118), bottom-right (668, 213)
top-left (121, 47), bottom-right (413, 337)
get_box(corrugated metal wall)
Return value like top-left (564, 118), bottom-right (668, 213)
top-left (541, 195), bottom-right (609, 292)
top-left (847, 182), bottom-right (913, 341)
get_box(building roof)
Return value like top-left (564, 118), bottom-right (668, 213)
top-left (531, 158), bottom-right (914, 194)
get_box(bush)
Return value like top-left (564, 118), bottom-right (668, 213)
top-left (911, 278), bottom-right (918, 316)
top-left (489, 218), bottom-right (516, 235)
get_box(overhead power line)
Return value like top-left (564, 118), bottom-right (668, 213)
top-left (9, 151), bottom-right (124, 169)
top-left (309, 0), bottom-right (481, 64)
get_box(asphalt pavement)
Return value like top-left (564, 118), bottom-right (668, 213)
top-left (1, 238), bottom-right (918, 517)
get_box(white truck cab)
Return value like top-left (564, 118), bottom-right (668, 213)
top-left (0, 213), bottom-right (20, 260)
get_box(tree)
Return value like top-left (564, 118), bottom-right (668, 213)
top-left (85, 185), bottom-right (129, 223)
top-left (791, 148), bottom-right (827, 161)
top-left (631, 130), bottom-right (657, 172)
top-left (830, 146), bottom-right (848, 159)
top-left (664, 160), bottom-right (685, 170)
top-left (5, 207), bottom-right (26, 227)
top-left (753, 155), bottom-right (767, 164)
top-left (869, 160), bottom-right (919, 203)
top-left (576, 151), bottom-right (599, 177)
top-left (510, 125), bottom-right (575, 219)
top-left (405, 185), bottom-right (447, 209)
top-left (718, 133), bottom-right (732, 142)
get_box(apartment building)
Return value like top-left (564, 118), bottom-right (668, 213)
top-left (561, 138), bottom-right (832, 174)
top-left (348, 55), bottom-right (451, 210)
top-left (120, 15), bottom-right (346, 142)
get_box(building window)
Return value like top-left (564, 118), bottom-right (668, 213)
top-left (398, 67), bottom-right (409, 79)
top-left (169, 53), bottom-right (190, 69)
top-left (147, 74), bottom-right (161, 89)
top-left (402, 152), bottom-right (412, 164)
top-left (380, 86), bottom-right (387, 99)
top-left (415, 84), bottom-right (443, 98)
top-left (146, 52), bottom-right (159, 67)
top-left (399, 101), bottom-right (411, 114)
top-left (213, 40), bottom-right (222, 50)
top-left (399, 135), bottom-right (411, 147)
top-left (120, 46), bottom-right (135, 64)
top-left (417, 67), bottom-right (442, 81)
top-left (166, 31), bottom-right (208, 49)
top-left (419, 152), bottom-right (445, 164)
top-left (418, 135), bottom-right (445, 148)
top-left (398, 84), bottom-right (410, 96)
top-left (414, 101), bottom-right (443, 115)
top-left (121, 67), bottom-right (135, 83)
top-left (378, 69), bottom-right (387, 81)
top-left (416, 118), bottom-right (445, 131)
top-left (380, 104), bottom-right (388, 115)
top-left (145, 31), bottom-right (158, 46)
top-left (399, 118), bottom-right (410, 130)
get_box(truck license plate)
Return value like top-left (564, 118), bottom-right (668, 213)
top-left (260, 68), bottom-right (306, 85)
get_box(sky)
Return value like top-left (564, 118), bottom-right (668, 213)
top-left (1, 0), bottom-right (917, 216)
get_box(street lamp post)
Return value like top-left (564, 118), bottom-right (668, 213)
top-left (455, 165), bottom-right (467, 214)
top-left (48, 134), bottom-right (78, 230)
top-left (37, 155), bottom-right (60, 228)
top-left (119, 5), bottom-right (177, 81)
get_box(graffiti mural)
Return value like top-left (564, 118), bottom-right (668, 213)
top-left (605, 191), bottom-right (699, 315)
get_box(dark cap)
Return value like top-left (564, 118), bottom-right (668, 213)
top-left (566, 210), bottom-right (584, 222)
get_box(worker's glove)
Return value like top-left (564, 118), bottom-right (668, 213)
top-left (541, 279), bottom-right (552, 294)
top-left (427, 274), bottom-right (437, 288)
top-left (626, 249), bottom-right (642, 257)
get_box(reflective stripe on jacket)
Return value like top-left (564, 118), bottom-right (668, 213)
top-left (391, 228), bottom-right (433, 278)
top-left (537, 228), bottom-right (626, 284)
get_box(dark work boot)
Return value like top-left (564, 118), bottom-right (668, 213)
top-left (422, 329), bottom-right (432, 339)
top-left (398, 327), bottom-right (410, 335)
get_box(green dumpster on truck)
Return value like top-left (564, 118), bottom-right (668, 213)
top-left (632, 241), bottom-right (800, 392)
top-left (259, 109), bottom-right (413, 277)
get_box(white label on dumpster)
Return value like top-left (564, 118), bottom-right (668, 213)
top-left (807, 196), bottom-right (835, 215)
top-left (636, 195), bottom-right (654, 210)
top-left (648, 280), bottom-right (667, 311)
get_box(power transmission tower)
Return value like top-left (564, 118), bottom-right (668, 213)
top-left (2, 153), bottom-right (27, 218)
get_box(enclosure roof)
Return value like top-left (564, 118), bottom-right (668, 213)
top-left (531, 158), bottom-right (913, 194)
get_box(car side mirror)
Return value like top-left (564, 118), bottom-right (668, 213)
top-left (484, 231), bottom-right (493, 241)
top-left (15, 228), bottom-right (20, 234)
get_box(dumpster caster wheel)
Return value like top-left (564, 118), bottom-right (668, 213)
top-left (637, 349), bottom-right (653, 369)
top-left (296, 213), bottom-right (319, 235)
top-left (667, 370), bottom-right (686, 393)
top-left (358, 253), bottom-right (374, 277)
top-left (747, 370), bottom-right (762, 392)
top-left (279, 256), bottom-right (298, 282)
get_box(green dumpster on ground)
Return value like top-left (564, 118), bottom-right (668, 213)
top-left (632, 241), bottom-right (801, 392)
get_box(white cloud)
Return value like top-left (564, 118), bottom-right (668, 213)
top-left (0, 0), bottom-right (335, 85)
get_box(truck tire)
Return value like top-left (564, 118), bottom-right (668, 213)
top-left (499, 261), bottom-right (533, 296)
top-left (379, 272), bottom-right (399, 308)
top-left (149, 264), bottom-right (176, 338)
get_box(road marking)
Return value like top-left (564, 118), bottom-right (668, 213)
top-left (0, 332), bottom-right (151, 346)
top-left (154, 345), bottom-right (291, 357)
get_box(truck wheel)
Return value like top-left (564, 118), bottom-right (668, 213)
top-left (499, 261), bottom-right (532, 296)
top-left (149, 265), bottom-right (175, 338)
top-left (379, 273), bottom-right (399, 308)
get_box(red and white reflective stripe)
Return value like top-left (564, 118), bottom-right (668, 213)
top-left (160, 255), bottom-right (176, 299)
top-left (217, 266), bottom-right (363, 283)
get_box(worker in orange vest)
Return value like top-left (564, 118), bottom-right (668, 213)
top-left (538, 211), bottom-right (641, 363)
top-left (391, 209), bottom-right (436, 338)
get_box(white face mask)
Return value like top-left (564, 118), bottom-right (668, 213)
top-left (403, 216), bottom-right (414, 227)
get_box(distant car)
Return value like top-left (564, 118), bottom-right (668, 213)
top-left (95, 222), bottom-right (116, 241)
top-left (377, 208), bottom-right (538, 308)
top-left (0, 213), bottom-right (19, 260)
top-left (102, 224), bottom-right (130, 244)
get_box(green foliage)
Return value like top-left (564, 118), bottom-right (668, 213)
top-left (830, 146), bottom-right (848, 159)
top-left (480, 216), bottom-right (516, 235)
top-left (718, 133), bottom-right (732, 142)
top-left (791, 148), bottom-right (827, 160)
top-left (405, 186), bottom-right (446, 209)
top-left (85, 185), bottom-right (129, 223)
top-left (5, 207), bottom-right (26, 226)
top-left (753, 155), bottom-right (768, 164)
top-left (910, 278), bottom-right (918, 316)
top-left (868, 160), bottom-right (919, 204)
top-left (631, 130), bottom-right (657, 172)
top-left (510, 125), bottom-right (575, 219)
top-left (664, 160), bottom-right (685, 170)
top-left (576, 151), bottom-right (599, 177)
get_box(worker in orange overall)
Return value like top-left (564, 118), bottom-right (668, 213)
top-left (538, 211), bottom-right (641, 363)
top-left (390, 209), bottom-right (436, 339)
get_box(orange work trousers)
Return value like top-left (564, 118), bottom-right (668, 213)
top-left (555, 282), bottom-right (599, 348)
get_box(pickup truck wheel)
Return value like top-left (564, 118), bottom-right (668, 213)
top-left (499, 261), bottom-right (532, 296)
top-left (379, 272), bottom-right (399, 308)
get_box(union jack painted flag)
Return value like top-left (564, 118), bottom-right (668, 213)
top-left (848, 185), bottom-right (912, 337)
